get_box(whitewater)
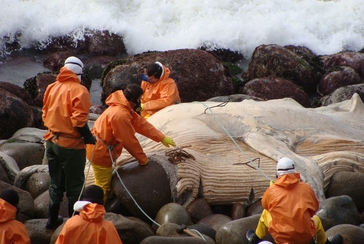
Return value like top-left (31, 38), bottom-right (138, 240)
top-left (1, 0), bottom-right (363, 58)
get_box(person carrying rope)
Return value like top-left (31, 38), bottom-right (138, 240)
top-left (86, 84), bottom-right (176, 203)
top-left (246, 157), bottom-right (343, 244)
top-left (140, 61), bottom-right (181, 119)
top-left (42, 56), bottom-right (96, 229)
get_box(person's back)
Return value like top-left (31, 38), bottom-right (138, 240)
top-left (0, 189), bottom-right (31, 244)
top-left (262, 173), bottom-right (318, 243)
top-left (55, 185), bottom-right (123, 244)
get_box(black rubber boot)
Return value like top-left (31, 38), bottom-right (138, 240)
top-left (46, 202), bottom-right (63, 229)
top-left (325, 234), bottom-right (343, 244)
top-left (246, 229), bottom-right (263, 244)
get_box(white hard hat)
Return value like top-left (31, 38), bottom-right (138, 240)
top-left (277, 157), bottom-right (295, 171)
top-left (276, 157), bottom-right (296, 177)
top-left (64, 56), bottom-right (84, 76)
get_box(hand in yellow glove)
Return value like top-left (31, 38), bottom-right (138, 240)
top-left (140, 159), bottom-right (148, 166)
top-left (140, 103), bottom-right (144, 111)
top-left (161, 136), bottom-right (176, 147)
top-left (270, 180), bottom-right (275, 186)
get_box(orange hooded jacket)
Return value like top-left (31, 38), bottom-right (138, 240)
top-left (141, 64), bottom-right (181, 117)
top-left (261, 173), bottom-right (318, 244)
top-left (86, 90), bottom-right (165, 168)
top-left (42, 67), bottom-right (91, 149)
top-left (0, 199), bottom-right (30, 244)
top-left (55, 203), bottom-right (122, 244)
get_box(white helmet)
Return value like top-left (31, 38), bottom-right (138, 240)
top-left (64, 56), bottom-right (84, 80)
top-left (276, 157), bottom-right (296, 177)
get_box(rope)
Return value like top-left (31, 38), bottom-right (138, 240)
top-left (196, 101), bottom-right (273, 181)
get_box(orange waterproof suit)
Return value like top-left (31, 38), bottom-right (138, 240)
top-left (141, 64), bottom-right (181, 118)
top-left (86, 90), bottom-right (165, 167)
top-left (0, 199), bottom-right (30, 244)
top-left (261, 173), bottom-right (319, 244)
top-left (42, 67), bottom-right (91, 149)
top-left (55, 203), bottom-right (123, 244)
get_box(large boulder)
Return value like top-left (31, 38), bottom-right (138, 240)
top-left (101, 49), bottom-right (235, 103)
top-left (245, 44), bottom-right (323, 94)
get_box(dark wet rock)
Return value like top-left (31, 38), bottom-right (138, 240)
top-left (243, 77), bottom-right (311, 107)
top-left (154, 203), bottom-right (193, 230)
top-left (246, 200), bottom-right (263, 217)
top-left (197, 214), bottom-right (232, 232)
top-left (0, 181), bottom-right (34, 221)
top-left (25, 172), bottom-right (50, 199)
top-left (84, 30), bottom-right (126, 57)
top-left (326, 224), bottom-right (364, 244)
top-left (215, 214), bottom-right (274, 244)
top-left (318, 66), bottom-right (361, 96)
top-left (245, 44), bottom-right (322, 95)
top-left (199, 47), bottom-right (245, 63)
top-left (0, 81), bottom-right (35, 106)
top-left (231, 202), bottom-right (246, 220)
top-left (0, 152), bottom-right (19, 183)
top-left (43, 51), bottom-right (73, 72)
top-left (326, 171), bottom-right (364, 213)
top-left (24, 71), bottom-right (57, 107)
top-left (321, 51), bottom-right (364, 79)
top-left (189, 224), bottom-right (217, 241)
top-left (156, 222), bottom-right (215, 243)
top-left (33, 190), bottom-right (68, 218)
top-left (0, 137), bottom-right (45, 170)
top-left (320, 84), bottom-right (364, 106)
top-left (26, 218), bottom-right (58, 244)
top-left (14, 164), bottom-right (48, 190)
top-left (186, 198), bottom-right (213, 224)
top-left (101, 49), bottom-right (235, 104)
top-left (316, 195), bottom-right (360, 230)
top-left (0, 88), bottom-right (36, 139)
top-left (112, 160), bottom-right (172, 223)
top-left (140, 235), bottom-right (211, 244)
top-left (101, 213), bottom-right (154, 244)
top-left (86, 56), bottom-right (117, 79)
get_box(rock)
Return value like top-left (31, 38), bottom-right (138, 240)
top-left (246, 200), bottom-right (263, 217)
top-left (112, 160), bottom-right (172, 223)
top-left (197, 214), bottom-right (232, 232)
top-left (321, 83), bottom-right (364, 106)
top-left (0, 152), bottom-right (20, 183)
top-left (186, 198), bottom-right (213, 224)
top-left (154, 203), bottom-right (193, 229)
top-left (243, 77), bottom-right (311, 107)
top-left (215, 214), bottom-right (274, 244)
top-left (140, 236), bottom-right (211, 244)
top-left (231, 202), bottom-right (246, 220)
top-left (0, 81), bottom-right (34, 106)
top-left (321, 51), bottom-right (364, 79)
top-left (316, 195), bottom-right (361, 230)
top-left (25, 218), bottom-right (58, 244)
top-left (245, 44), bottom-right (322, 94)
top-left (326, 171), bottom-right (364, 213)
top-left (33, 190), bottom-right (68, 218)
top-left (24, 72), bottom-right (57, 107)
top-left (0, 88), bottom-right (36, 139)
top-left (326, 224), bottom-right (364, 244)
top-left (105, 213), bottom-right (155, 244)
top-left (318, 66), bottom-right (361, 96)
top-left (101, 49), bottom-right (234, 103)
top-left (25, 172), bottom-right (50, 199)
top-left (0, 181), bottom-right (34, 221)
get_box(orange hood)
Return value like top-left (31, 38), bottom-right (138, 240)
top-left (0, 199), bottom-right (17, 223)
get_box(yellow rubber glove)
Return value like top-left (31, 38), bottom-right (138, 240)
top-left (140, 159), bottom-right (148, 166)
top-left (270, 180), bottom-right (275, 186)
top-left (140, 103), bottom-right (144, 111)
top-left (161, 136), bottom-right (176, 147)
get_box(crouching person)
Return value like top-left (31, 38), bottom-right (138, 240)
top-left (55, 185), bottom-right (123, 244)
top-left (246, 157), bottom-right (343, 244)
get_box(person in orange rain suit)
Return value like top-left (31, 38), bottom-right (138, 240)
top-left (42, 56), bottom-right (96, 229)
top-left (55, 184), bottom-right (123, 244)
top-left (140, 61), bottom-right (181, 118)
top-left (246, 157), bottom-right (343, 244)
top-left (86, 84), bottom-right (176, 203)
top-left (0, 189), bottom-right (31, 244)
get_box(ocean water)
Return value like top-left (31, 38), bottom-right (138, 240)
top-left (1, 0), bottom-right (363, 57)
top-left (0, 0), bottom-right (363, 104)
